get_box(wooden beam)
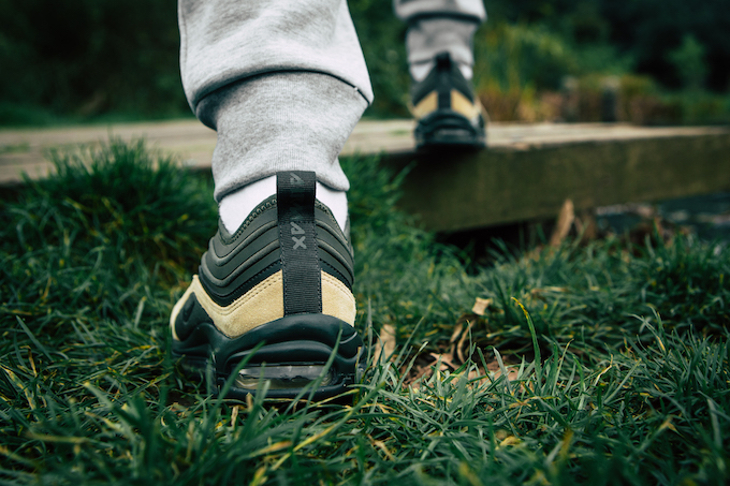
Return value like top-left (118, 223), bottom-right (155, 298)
top-left (2, 120), bottom-right (729, 233)
top-left (385, 131), bottom-right (730, 232)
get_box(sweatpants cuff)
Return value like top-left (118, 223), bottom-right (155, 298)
top-left (196, 72), bottom-right (368, 201)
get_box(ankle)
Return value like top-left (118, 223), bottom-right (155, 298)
top-left (219, 175), bottom-right (349, 234)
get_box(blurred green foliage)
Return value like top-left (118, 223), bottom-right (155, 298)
top-left (0, 0), bottom-right (729, 124)
top-left (600, 0), bottom-right (730, 91)
top-left (350, 0), bottom-right (410, 118)
top-left (668, 35), bottom-right (708, 91)
top-left (0, 0), bottom-right (186, 124)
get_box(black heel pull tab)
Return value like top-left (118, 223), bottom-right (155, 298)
top-left (435, 52), bottom-right (452, 110)
top-left (276, 171), bottom-right (322, 315)
top-left (435, 51), bottom-right (452, 71)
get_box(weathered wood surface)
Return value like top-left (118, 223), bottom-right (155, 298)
top-left (387, 130), bottom-right (730, 231)
top-left (0, 119), bottom-right (414, 184)
top-left (1, 119), bottom-right (728, 231)
top-left (0, 119), bottom-right (218, 184)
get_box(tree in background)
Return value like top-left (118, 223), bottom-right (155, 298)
top-left (667, 35), bottom-right (707, 91)
top-left (600, 0), bottom-right (730, 91)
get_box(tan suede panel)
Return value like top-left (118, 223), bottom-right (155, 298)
top-left (175, 273), bottom-right (284, 339)
top-left (451, 90), bottom-right (481, 120)
top-left (322, 272), bottom-right (357, 325)
top-left (171, 270), bottom-right (356, 340)
top-left (410, 91), bottom-right (438, 120)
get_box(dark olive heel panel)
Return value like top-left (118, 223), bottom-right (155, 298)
top-left (175, 293), bottom-right (213, 341)
top-left (411, 52), bottom-right (474, 106)
top-left (416, 109), bottom-right (486, 149)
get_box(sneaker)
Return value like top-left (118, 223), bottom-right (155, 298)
top-left (410, 51), bottom-right (486, 150)
top-left (170, 171), bottom-right (362, 400)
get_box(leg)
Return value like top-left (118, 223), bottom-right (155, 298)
top-left (172, 0), bottom-right (370, 400)
top-left (179, 0), bottom-right (371, 205)
top-left (394, 0), bottom-right (486, 80)
top-left (394, 0), bottom-right (487, 149)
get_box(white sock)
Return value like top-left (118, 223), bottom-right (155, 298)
top-left (315, 182), bottom-right (349, 233)
top-left (219, 175), bottom-right (349, 234)
top-left (406, 17), bottom-right (478, 83)
top-left (410, 60), bottom-right (473, 82)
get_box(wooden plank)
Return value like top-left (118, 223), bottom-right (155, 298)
top-left (3, 119), bottom-right (727, 184)
top-left (385, 130), bottom-right (730, 232)
top-left (0, 119), bottom-right (414, 184)
top-left (0, 119), bottom-right (218, 184)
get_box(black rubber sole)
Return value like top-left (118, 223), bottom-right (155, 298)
top-left (415, 109), bottom-right (486, 151)
top-left (172, 311), bottom-right (363, 401)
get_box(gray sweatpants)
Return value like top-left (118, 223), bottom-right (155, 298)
top-left (179, 0), bottom-right (485, 201)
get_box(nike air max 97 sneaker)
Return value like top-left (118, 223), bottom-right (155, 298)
top-left (410, 52), bottom-right (486, 150)
top-left (170, 171), bottom-right (361, 400)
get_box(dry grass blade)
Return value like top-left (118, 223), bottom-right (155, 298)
top-left (373, 324), bottom-right (396, 364)
top-left (472, 297), bottom-right (492, 316)
top-left (550, 198), bottom-right (575, 247)
top-left (456, 321), bottom-right (476, 364)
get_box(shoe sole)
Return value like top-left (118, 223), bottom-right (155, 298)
top-left (415, 109), bottom-right (486, 150)
top-left (172, 308), bottom-right (363, 401)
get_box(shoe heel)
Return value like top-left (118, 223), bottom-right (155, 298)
top-left (173, 313), bottom-right (363, 400)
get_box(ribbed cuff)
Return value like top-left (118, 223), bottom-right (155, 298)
top-left (394, 0), bottom-right (486, 23)
top-left (406, 17), bottom-right (479, 68)
top-left (196, 72), bottom-right (367, 201)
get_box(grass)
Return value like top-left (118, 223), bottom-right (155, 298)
top-left (0, 140), bottom-right (728, 485)
top-left (0, 102), bottom-right (197, 129)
